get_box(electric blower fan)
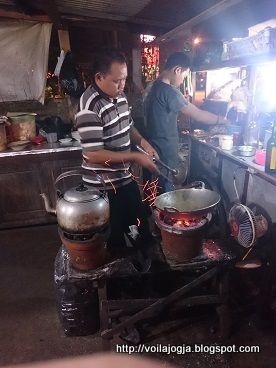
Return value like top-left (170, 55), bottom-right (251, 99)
top-left (229, 204), bottom-right (268, 268)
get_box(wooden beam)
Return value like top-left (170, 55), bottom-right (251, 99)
top-left (155, 0), bottom-right (244, 43)
top-left (40, 0), bottom-right (63, 29)
top-left (0, 8), bottom-right (50, 22)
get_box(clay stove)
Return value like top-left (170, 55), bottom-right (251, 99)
top-left (154, 210), bottom-right (212, 265)
top-left (58, 226), bottom-right (109, 271)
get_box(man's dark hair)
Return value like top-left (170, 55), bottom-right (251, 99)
top-left (164, 52), bottom-right (191, 70)
top-left (92, 48), bottom-right (126, 76)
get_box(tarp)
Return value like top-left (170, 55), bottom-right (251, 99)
top-left (0, 21), bottom-right (52, 104)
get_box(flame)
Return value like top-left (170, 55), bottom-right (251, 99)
top-left (137, 218), bottom-right (141, 227)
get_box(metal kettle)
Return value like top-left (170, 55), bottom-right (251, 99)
top-left (40, 170), bottom-right (109, 234)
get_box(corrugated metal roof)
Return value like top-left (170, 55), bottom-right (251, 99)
top-left (0, 0), bottom-right (225, 31)
top-left (58, 0), bottom-right (152, 18)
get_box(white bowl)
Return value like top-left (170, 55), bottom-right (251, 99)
top-left (71, 131), bottom-right (81, 142)
top-left (59, 138), bottom-right (72, 145)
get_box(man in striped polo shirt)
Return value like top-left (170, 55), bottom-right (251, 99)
top-left (76, 49), bottom-right (159, 259)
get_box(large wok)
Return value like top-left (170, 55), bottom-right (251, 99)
top-left (154, 181), bottom-right (221, 220)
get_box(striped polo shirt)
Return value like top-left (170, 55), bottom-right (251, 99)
top-left (75, 84), bottom-right (133, 190)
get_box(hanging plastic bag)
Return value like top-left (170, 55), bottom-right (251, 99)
top-left (59, 51), bottom-right (85, 98)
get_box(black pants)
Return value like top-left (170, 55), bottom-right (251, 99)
top-left (107, 180), bottom-right (152, 252)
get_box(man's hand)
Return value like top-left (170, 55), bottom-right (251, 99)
top-left (217, 116), bottom-right (230, 125)
top-left (140, 138), bottom-right (159, 159)
top-left (134, 152), bottom-right (160, 175)
top-left (82, 148), bottom-right (159, 175)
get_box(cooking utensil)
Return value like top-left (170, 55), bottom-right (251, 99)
top-left (154, 181), bottom-right (221, 220)
top-left (237, 145), bottom-right (256, 157)
top-left (135, 145), bottom-right (187, 184)
top-left (40, 170), bottom-right (110, 234)
top-left (135, 145), bottom-right (177, 175)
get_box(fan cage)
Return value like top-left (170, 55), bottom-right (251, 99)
top-left (229, 204), bottom-right (257, 248)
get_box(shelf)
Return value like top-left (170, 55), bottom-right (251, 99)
top-left (193, 50), bottom-right (276, 72)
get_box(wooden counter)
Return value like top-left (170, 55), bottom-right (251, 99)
top-left (0, 142), bottom-right (82, 229)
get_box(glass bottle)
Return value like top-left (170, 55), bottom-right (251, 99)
top-left (265, 121), bottom-right (276, 174)
top-left (244, 109), bottom-right (259, 147)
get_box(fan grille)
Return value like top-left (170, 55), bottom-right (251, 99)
top-left (229, 204), bottom-right (257, 248)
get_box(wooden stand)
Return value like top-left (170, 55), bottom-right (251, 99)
top-left (96, 259), bottom-right (233, 349)
top-left (56, 245), bottom-right (234, 348)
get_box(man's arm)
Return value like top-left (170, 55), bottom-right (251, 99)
top-left (83, 149), bottom-right (159, 174)
top-left (129, 125), bottom-right (159, 158)
top-left (181, 101), bottom-right (227, 125)
top-left (76, 105), bottom-right (158, 174)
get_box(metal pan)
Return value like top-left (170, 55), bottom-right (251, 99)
top-left (154, 181), bottom-right (221, 219)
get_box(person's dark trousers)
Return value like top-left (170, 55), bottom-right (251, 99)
top-left (107, 180), bottom-right (153, 255)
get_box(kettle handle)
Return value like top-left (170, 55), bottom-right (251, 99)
top-left (55, 170), bottom-right (107, 195)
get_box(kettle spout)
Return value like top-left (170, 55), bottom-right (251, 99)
top-left (40, 193), bottom-right (56, 215)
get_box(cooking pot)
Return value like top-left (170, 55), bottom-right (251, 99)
top-left (154, 181), bottom-right (221, 220)
top-left (41, 170), bottom-right (109, 234)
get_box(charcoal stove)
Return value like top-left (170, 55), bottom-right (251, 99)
top-left (58, 225), bottom-right (110, 271)
top-left (154, 209), bottom-right (213, 265)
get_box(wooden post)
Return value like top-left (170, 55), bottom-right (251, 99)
top-left (58, 29), bottom-right (71, 52)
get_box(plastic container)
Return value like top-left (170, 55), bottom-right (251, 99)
top-left (46, 132), bottom-right (57, 143)
top-left (255, 149), bottom-right (266, 166)
top-left (219, 135), bottom-right (233, 150)
top-left (7, 113), bottom-right (36, 141)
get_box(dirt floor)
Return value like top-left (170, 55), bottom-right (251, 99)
top-left (1, 224), bottom-right (276, 367)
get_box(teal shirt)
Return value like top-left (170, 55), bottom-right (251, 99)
top-left (144, 80), bottom-right (188, 168)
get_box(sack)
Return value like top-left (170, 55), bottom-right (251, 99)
top-left (59, 52), bottom-right (85, 98)
top-left (54, 246), bottom-right (100, 336)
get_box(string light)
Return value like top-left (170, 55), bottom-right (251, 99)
top-left (193, 37), bottom-right (201, 45)
top-left (141, 34), bottom-right (160, 83)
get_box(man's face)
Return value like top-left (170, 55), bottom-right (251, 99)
top-left (95, 62), bottom-right (127, 98)
top-left (172, 67), bottom-right (189, 87)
